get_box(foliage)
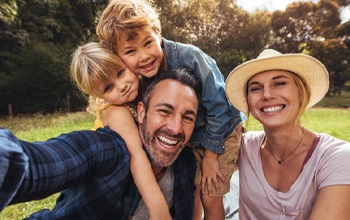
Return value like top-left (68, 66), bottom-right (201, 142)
top-left (310, 39), bottom-right (350, 93)
top-left (0, 0), bottom-right (108, 116)
top-left (155, 0), bottom-right (271, 76)
top-left (269, 0), bottom-right (350, 92)
top-left (0, 0), bottom-right (349, 115)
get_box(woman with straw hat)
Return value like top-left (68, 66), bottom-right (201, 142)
top-left (225, 49), bottom-right (350, 219)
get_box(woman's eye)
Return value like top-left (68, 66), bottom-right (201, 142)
top-left (275, 81), bottom-right (286, 87)
top-left (249, 87), bottom-right (261, 92)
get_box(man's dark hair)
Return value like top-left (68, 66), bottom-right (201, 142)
top-left (142, 68), bottom-right (201, 110)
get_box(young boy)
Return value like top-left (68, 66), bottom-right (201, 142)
top-left (96, 0), bottom-right (245, 219)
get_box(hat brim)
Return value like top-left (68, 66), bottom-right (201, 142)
top-left (225, 53), bottom-right (329, 114)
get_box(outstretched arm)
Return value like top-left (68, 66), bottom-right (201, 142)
top-left (0, 127), bottom-right (123, 206)
top-left (0, 128), bottom-right (28, 211)
top-left (104, 105), bottom-right (171, 219)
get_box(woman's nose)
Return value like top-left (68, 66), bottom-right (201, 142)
top-left (262, 87), bottom-right (275, 100)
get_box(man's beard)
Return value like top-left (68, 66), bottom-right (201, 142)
top-left (140, 117), bottom-right (185, 167)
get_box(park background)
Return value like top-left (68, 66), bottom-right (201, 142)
top-left (0, 0), bottom-right (350, 116)
top-left (0, 0), bottom-right (350, 219)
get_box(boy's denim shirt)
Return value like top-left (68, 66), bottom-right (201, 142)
top-left (163, 38), bottom-right (246, 154)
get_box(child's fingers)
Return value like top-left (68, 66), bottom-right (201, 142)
top-left (201, 177), bottom-right (207, 192)
top-left (212, 177), bottom-right (221, 194)
top-left (217, 171), bottom-right (226, 184)
top-left (206, 181), bottom-right (213, 196)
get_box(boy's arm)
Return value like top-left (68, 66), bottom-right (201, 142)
top-left (187, 49), bottom-right (241, 192)
top-left (105, 106), bottom-right (171, 219)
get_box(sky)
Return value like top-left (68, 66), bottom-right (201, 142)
top-left (236, 0), bottom-right (350, 22)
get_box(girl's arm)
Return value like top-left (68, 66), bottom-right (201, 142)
top-left (103, 105), bottom-right (171, 219)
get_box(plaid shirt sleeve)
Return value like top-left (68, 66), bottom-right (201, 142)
top-left (0, 128), bottom-right (29, 211)
top-left (3, 127), bottom-right (131, 218)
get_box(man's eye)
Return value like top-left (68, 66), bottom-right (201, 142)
top-left (183, 116), bottom-right (195, 123)
top-left (159, 109), bottom-right (170, 115)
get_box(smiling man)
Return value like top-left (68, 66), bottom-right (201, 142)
top-left (0, 68), bottom-right (200, 219)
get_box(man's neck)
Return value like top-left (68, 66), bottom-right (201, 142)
top-left (151, 164), bottom-right (167, 182)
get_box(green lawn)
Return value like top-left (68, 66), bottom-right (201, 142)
top-left (0, 112), bottom-right (95, 219)
top-left (246, 108), bottom-right (350, 142)
top-left (0, 107), bottom-right (349, 219)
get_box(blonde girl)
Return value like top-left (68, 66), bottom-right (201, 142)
top-left (70, 42), bottom-right (171, 220)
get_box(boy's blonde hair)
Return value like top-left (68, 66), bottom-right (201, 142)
top-left (96, 0), bottom-right (161, 51)
top-left (70, 42), bottom-right (125, 114)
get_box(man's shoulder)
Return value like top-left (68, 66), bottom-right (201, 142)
top-left (179, 147), bottom-right (194, 157)
top-left (175, 147), bottom-right (195, 168)
top-left (94, 126), bottom-right (124, 140)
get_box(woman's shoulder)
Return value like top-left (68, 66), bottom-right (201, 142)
top-left (241, 131), bottom-right (265, 150)
top-left (243, 130), bottom-right (265, 140)
top-left (312, 133), bottom-right (350, 188)
top-left (317, 133), bottom-right (350, 152)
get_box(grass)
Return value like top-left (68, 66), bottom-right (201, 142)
top-left (245, 108), bottom-right (350, 142)
top-left (0, 106), bottom-right (349, 219)
top-left (0, 112), bottom-right (95, 219)
top-left (0, 112), bottom-right (95, 142)
top-left (315, 93), bottom-right (350, 109)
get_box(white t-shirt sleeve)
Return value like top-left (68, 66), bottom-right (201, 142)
top-left (315, 134), bottom-right (350, 189)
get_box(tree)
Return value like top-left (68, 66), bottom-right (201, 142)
top-left (310, 39), bottom-right (350, 95)
top-left (212, 1), bottom-right (271, 76)
top-left (269, 0), bottom-right (350, 93)
top-left (154, 0), bottom-right (271, 76)
top-left (0, 0), bottom-right (108, 115)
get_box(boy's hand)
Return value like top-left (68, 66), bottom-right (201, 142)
top-left (200, 150), bottom-right (225, 196)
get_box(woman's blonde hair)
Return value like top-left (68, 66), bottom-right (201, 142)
top-left (290, 72), bottom-right (311, 121)
top-left (70, 42), bottom-right (125, 114)
top-left (96, 0), bottom-right (161, 51)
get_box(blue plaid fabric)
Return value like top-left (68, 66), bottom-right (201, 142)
top-left (0, 127), bottom-right (196, 219)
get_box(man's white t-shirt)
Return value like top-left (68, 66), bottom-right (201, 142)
top-left (131, 166), bottom-right (174, 219)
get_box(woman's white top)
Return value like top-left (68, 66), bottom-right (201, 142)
top-left (238, 131), bottom-right (350, 220)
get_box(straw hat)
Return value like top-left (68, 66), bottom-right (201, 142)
top-left (225, 49), bottom-right (329, 114)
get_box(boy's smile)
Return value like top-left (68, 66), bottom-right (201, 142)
top-left (116, 27), bottom-right (165, 78)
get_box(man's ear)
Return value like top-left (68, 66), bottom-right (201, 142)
top-left (137, 102), bottom-right (145, 124)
